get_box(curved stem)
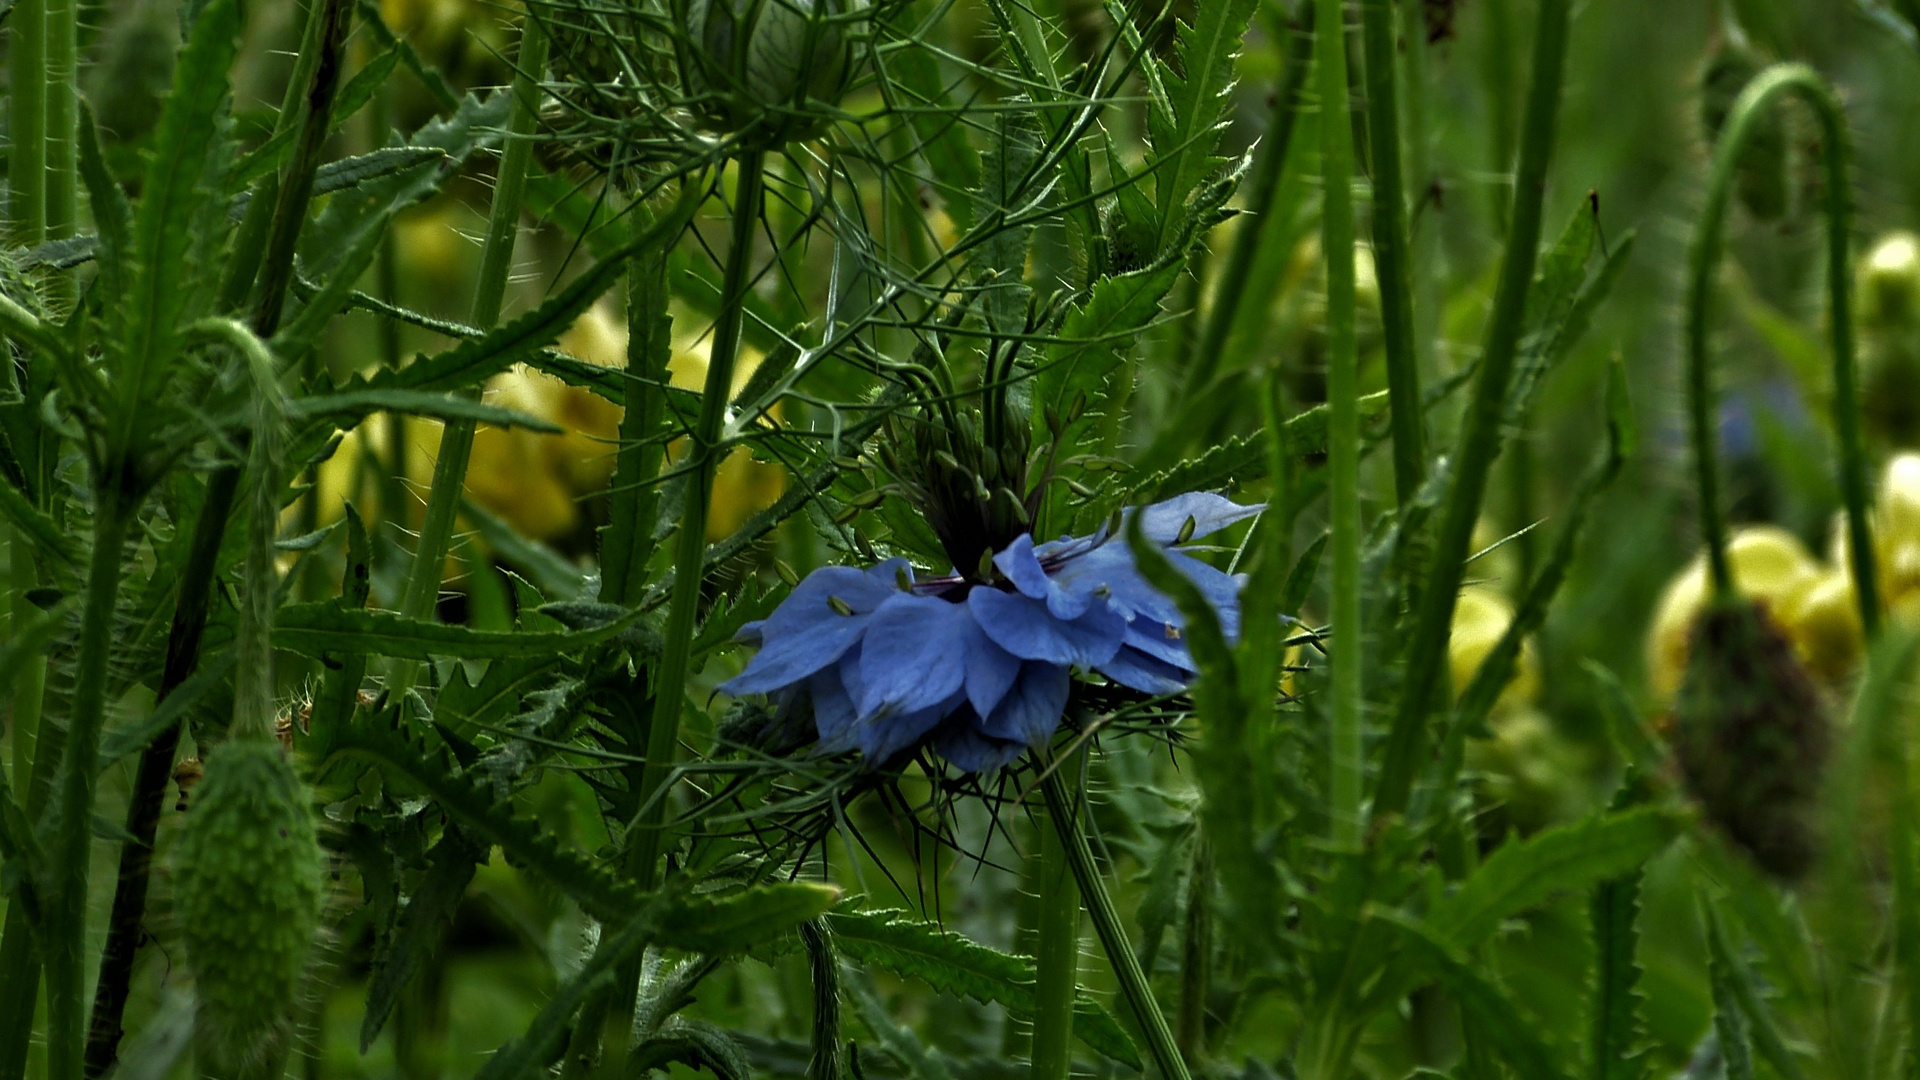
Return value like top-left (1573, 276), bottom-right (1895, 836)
top-left (1317, 0), bottom-right (1364, 853)
top-left (1039, 752), bottom-right (1192, 1080)
top-left (390, 15), bottom-right (551, 695)
top-left (1374, 0), bottom-right (1572, 820)
top-left (625, 151), bottom-right (766, 889)
top-left (1361, 0), bottom-right (1424, 508)
top-left (1030, 752), bottom-right (1081, 1080)
top-left (1684, 63), bottom-right (1878, 635)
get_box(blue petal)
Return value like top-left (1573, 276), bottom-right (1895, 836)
top-left (933, 717), bottom-right (1027, 773)
top-left (720, 564), bottom-right (903, 696)
top-left (1131, 492), bottom-right (1263, 544)
top-left (994, 534), bottom-right (1093, 620)
top-left (968, 587), bottom-right (1126, 667)
top-left (960, 616), bottom-right (1022, 720)
top-left (977, 662), bottom-right (1070, 745)
top-left (736, 620), bottom-right (766, 645)
top-left (855, 594), bottom-right (973, 717)
top-left (1097, 646), bottom-right (1193, 695)
top-left (809, 664), bottom-right (859, 751)
top-left (1123, 616), bottom-right (1195, 670)
top-left (851, 690), bottom-right (963, 763)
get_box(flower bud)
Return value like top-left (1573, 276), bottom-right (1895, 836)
top-left (683, 0), bottom-right (860, 143)
top-left (172, 739), bottom-right (324, 1068)
top-left (1670, 597), bottom-right (1829, 880)
top-left (1647, 525), bottom-right (1820, 700)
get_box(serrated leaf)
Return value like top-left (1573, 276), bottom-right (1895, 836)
top-left (1428, 807), bottom-right (1681, 950)
top-left (77, 104), bottom-right (132, 311)
top-left (0, 471), bottom-right (79, 567)
top-left (1704, 903), bottom-right (1809, 1080)
top-left (459, 499), bottom-right (586, 601)
top-left (275, 602), bottom-right (648, 661)
top-left (231, 47), bottom-right (403, 186)
top-left (1036, 262), bottom-right (1184, 457)
top-left (662, 884), bottom-right (843, 954)
top-left (822, 909), bottom-right (1140, 1069)
top-left (359, 829), bottom-right (485, 1050)
top-left (1377, 911), bottom-right (1573, 1080)
top-left (1587, 859), bottom-right (1650, 1080)
top-left (1144, 0), bottom-right (1259, 240)
top-left (288, 389), bottom-right (561, 432)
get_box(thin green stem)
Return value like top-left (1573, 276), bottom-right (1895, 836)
top-left (44, 496), bottom-right (136, 1080)
top-left (1318, 0), bottom-right (1364, 853)
top-left (1030, 752), bottom-right (1081, 1080)
top-left (1361, 0), bottom-right (1423, 508)
top-left (1039, 754), bottom-right (1192, 1080)
top-left (43, 0), bottom-right (75, 310)
top-left (1374, 0), bottom-right (1572, 820)
top-left (625, 149), bottom-right (766, 890)
top-left (1175, 837), bottom-right (1211, 1063)
top-left (1180, 2), bottom-right (1315, 407)
top-left (1684, 63), bottom-right (1878, 634)
top-left (391, 15), bottom-right (550, 695)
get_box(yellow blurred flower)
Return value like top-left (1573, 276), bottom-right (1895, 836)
top-left (1778, 569), bottom-right (1865, 684)
top-left (1861, 231), bottom-right (1920, 330)
top-left (667, 320), bottom-right (788, 541)
top-left (1647, 525), bottom-right (1821, 700)
top-left (1449, 585), bottom-right (1538, 712)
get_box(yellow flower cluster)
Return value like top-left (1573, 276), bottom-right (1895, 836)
top-left (1646, 454), bottom-right (1920, 698)
top-left (301, 304), bottom-right (787, 553)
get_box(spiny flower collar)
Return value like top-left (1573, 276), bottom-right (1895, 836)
top-left (720, 492), bottom-right (1260, 772)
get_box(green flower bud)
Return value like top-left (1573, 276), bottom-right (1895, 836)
top-left (172, 739), bottom-right (324, 1069)
top-left (683, 0), bottom-right (860, 143)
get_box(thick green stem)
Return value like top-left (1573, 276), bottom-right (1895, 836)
top-left (1175, 838), bottom-right (1211, 1063)
top-left (1179, 3), bottom-right (1315, 408)
top-left (391, 15), bottom-right (550, 695)
top-left (43, 0), bottom-right (76, 309)
top-left (1030, 754), bottom-right (1082, 1080)
top-left (598, 205), bottom-right (673, 606)
top-left (1361, 0), bottom-right (1423, 507)
top-left (1374, 0), bottom-right (1571, 820)
top-left (1684, 64), bottom-right (1878, 634)
top-left (44, 496), bottom-right (136, 1080)
top-left (624, 150), bottom-right (765, 890)
top-left (1318, 0), bottom-right (1364, 853)
top-left (1039, 756), bottom-right (1192, 1080)
top-left (9, 0), bottom-right (46, 247)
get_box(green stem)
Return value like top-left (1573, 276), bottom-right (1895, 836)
top-left (1684, 63), bottom-right (1878, 634)
top-left (597, 204), bottom-right (673, 606)
top-left (43, 0), bottom-right (75, 309)
top-left (44, 496), bottom-right (136, 1080)
top-left (1179, 2), bottom-right (1315, 407)
top-left (1030, 753), bottom-right (1082, 1080)
top-left (1361, 0), bottom-right (1423, 508)
top-left (1373, 0), bottom-right (1572, 821)
top-left (8, 0), bottom-right (46, 247)
top-left (1039, 755), bottom-right (1192, 1080)
top-left (624, 150), bottom-right (766, 890)
top-left (1318, 0), bottom-right (1364, 853)
top-left (1175, 838), bottom-right (1211, 1063)
top-left (390, 15), bottom-right (550, 694)
top-left (0, 560), bottom-right (58, 1080)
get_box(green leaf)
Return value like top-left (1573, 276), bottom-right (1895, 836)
top-left (877, 8), bottom-right (980, 231)
top-left (459, 498), bottom-right (586, 601)
top-left (661, 883), bottom-right (843, 954)
top-left (1036, 262), bottom-right (1184, 457)
top-left (288, 389), bottom-right (562, 433)
top-left (0, 471), bottom-right (79, 568)
top-left (1377, 911), bottom-right (1573, 1080)
top-left (115, 0), bottom-right (240, 422)
top-left (821, 909), bottom-right (1141, 1069)
top-left (77, 104), bottom-right (133, 312)
top-left (1587, 811), bottom-right (1651, 1080)
top-left (1704, 902), bottom-right (1807, 1080)
top-left (359, 829), bottom-right (485, 1051)
top-left (1428, 807), bottom-right (1682, 950)
top-left (99, 651), bottom-right (237, 765)
top-left (1144, 0), bottom-right (1259, 240)
top-left (1121, 391), bottom-right (1393, 506)
top-left (274, 602), bottom-right (649, 661)
top-left (231, 47), bottom-right (403, 186)
top-left (272, 208), bottom-right (391, 359)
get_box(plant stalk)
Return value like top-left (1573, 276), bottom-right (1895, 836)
top-left (1360, 0), bottom-right (1424, 507)
top-left (44, 496), bottom-right (136, 1080)
top-left (1039, 754), bottom-right (1192, 1080)
top-left (1683, 64), bottom-right (1878, 634)
top-left (1373, 0), bottom-right (1572, 820)
top-left (1030, 752), bottom-right (1082, 1080)
top-left (624, 149), bottom-right (766, 890)
top-left (1318, 0), bottom-right (1365, 853)
top-left (390, 14), bottom-right (551, 697)
top-left (43, 0), bottom-right (76, 310)
top-left (9, 0), bottom-right (47, 248)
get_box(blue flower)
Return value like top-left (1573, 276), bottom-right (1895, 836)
top-left (720, 492), bottom-right (1261, 772)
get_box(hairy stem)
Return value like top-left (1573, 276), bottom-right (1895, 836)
top-left (1361, 0), bottom-right (1423, 507)
top-left (624, 149), bottom-right (766, 890)
top-left (1318, 0), bottom-right (1365, 853)
top-left (390, 15), bottom-right (551, 696)
top-left (1039, 754), bottom-right (1192, 1080)
top-left (1374, 0), bottom-right (1572, 820)
top-left (44, 496), bottom-right (135, 1080)
top-left (1030, 752), bottom-right (1081, 1080)
top-left (42, 0), bottom-right (75, 310)
top-left (1684, 64), bottom-right (1878, 634)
